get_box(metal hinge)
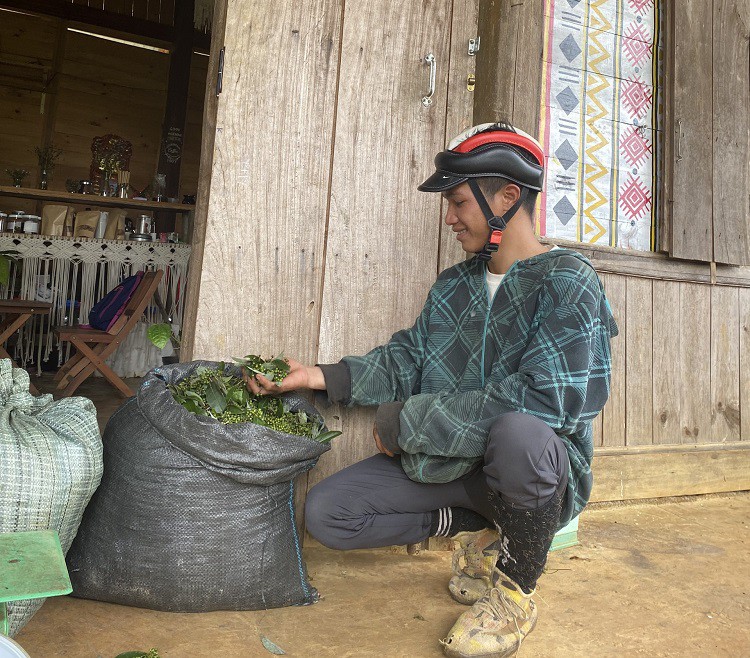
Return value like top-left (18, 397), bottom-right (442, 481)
top-left (216, 46), bottom-right (225, 97)
top-left (468, 37), bottom-right (480, 56)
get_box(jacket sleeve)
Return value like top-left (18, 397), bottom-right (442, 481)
top-left (340, 291), bottom-right (432, 406)
top-left (397, 274), bottom-right (612, 480)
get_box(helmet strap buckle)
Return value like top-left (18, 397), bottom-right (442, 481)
top-left (468, 179), bottom-right (529, 261)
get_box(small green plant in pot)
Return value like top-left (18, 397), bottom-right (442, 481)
top-left (0, 250), bottom-right (18, 287)
top-left (147, 322), bottom-right (181, 364)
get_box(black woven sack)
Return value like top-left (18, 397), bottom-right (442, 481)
top-left (67, 360), bottom-right (331, 612)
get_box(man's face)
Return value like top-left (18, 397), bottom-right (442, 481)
top-left (441, 183), bottom-right (492, 254)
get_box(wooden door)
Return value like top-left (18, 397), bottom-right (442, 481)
top-left (188, 0), bottom-right (477, 505)
top-left (190, 0), bottom-right (344, 362)
top-left (311, 0), bottom-right (476, 485)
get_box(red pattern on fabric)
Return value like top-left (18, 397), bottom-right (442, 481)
top-left (620, 127), bottom-right (653, 169)
top-left (621, 77), bottom-right (653, 120)
top-left (619, 174), bottom-right (652, 221)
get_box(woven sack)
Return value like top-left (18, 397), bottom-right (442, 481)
top-left (67, 361), bottom-right (331, 612)
top-left (0, 359), bottom-right (102, 637)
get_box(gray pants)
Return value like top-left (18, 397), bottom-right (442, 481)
top-left (305, 412), bottom-right (570, 550)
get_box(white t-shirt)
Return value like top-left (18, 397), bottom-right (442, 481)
top-left (486, 269), bottom-right (505, 302)
top-left (486, 246), bottom-right (560, 302)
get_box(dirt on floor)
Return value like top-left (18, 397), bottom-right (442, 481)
top-left (14, 492), bottom-right (749, 658)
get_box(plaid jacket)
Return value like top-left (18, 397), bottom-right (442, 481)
top-left (341, 249), bottom-right (619, 522)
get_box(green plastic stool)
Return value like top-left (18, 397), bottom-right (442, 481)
top-left (0, 530), bottom-right (72, 636)
top-left (550, 515), bottom-right (580, 552)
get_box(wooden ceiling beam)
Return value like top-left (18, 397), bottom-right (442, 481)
top-left (0, 0), bottom-right (210, 51)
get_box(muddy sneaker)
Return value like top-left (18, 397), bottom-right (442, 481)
top-left (440, 568), bottom-right (537, 658)
top-left (448, 528), bottom-right (499, 605)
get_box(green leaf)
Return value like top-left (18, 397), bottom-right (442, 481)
top-left (147, 323), bottom-right (172, 349)
top-left (0, 255), bottom-right (10, 287)
top-left (115, 652), bottom-right (147, 658)
top-left (260, 636), bottom-right (286, 655)
top-left (314, 430), bottom-right (342, 444)
top-left (205, 381), bottom-right (227, 414)
top-left (182, 400), bottom-right (203, 415)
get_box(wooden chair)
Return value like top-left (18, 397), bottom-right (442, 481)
top-left (54, 270), bottom-right (163, 398)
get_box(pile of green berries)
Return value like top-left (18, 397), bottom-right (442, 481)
top-left (167, 363), bottom-right (340, 443)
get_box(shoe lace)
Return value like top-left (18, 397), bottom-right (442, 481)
top-left (475, 586), bottom-right (529, 651)
top-left (451, 532), bottom-right (497, 577)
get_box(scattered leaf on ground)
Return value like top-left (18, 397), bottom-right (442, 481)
top-left (260, 636), bottom-right (286, 655)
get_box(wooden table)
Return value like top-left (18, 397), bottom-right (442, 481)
top-left (0, 299), bottom-right (53, 395)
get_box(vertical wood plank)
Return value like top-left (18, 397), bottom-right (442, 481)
top-left (146, 0), bottom-right (161, 23)
top-left (0, 12), bottom-right (57, 180)
top-left (132, 0), bottom-right (148, 22)
top-left (592, 400), bottom-right (604, 447)
top-left (312, 0), bottom-right (453, 486)
top-left (438, 0), bottom-right (478, 275)
top-left (710, 286), bottom-right (741, 440)
top-left (625, 277), bottom-right (653, 445)
top-left (740, 287), bottom-right (750, 440)
top-left (601, 273), bottom-right (626, 447)
top-left (659, 0), bottom-right (674, 254)
top-left (652, 279), bottom-right (681, 443)
top-left (474, 0), bottom-right (544, 135)
top-left (191, 0), bottom-right (342, 364)
top-left (679, 282), bottom-right (712, 443)
top-left (180, 0), bottom-right (227, 360)
top-left (712, 0), bottom-right (750, 265)
top-left (106, 0), bottom-right (128, 15)
top-left (670, 0), bottom-right (713, 261)
top-left (159, 0), bottom-right (176, 26)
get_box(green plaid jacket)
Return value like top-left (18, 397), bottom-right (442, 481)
top-left (342, 249), bottom-right (619, 521)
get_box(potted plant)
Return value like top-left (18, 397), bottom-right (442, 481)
top-left (147, 322), bottom-right (181, 364)
top-left (34, 143), bottom-right (63, 190)
top-left (5, 168), bottom-right (29, 187)
top-left (0, 250), bottom-right (15, 287)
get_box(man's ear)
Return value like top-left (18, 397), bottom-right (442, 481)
top-left (493, 183), bottom-right (521, 214)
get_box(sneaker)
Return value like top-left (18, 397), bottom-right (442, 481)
top-left (440, 568), bottom-right (537, 658)
top-left (448, 528), bottom-right (499, 605)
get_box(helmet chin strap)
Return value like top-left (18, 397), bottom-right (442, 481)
top-left (467, 179), bottom-right (528, 262)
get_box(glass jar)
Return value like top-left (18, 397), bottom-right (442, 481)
top-left (23, 215), bottom-right (41, 234)
top-left (7, 212), bottom-right (26, 233)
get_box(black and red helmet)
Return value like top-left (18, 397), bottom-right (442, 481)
top-left (419, 123), bottom-right (546, 260)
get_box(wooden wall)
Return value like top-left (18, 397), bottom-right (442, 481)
top-left (556, 243), bottom-right (750, 502)
top-left (186, 0), bottom-right (749, 519)
top-left (0, 9), bottom-right (207, 212)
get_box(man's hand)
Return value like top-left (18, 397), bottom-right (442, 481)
top-left (373, 424), bottom-right (395, 457)
top-left (243, 358), bottom-right (324, 395)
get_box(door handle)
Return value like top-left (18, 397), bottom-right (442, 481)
top-left (422, 53), bottom-right (436, 107)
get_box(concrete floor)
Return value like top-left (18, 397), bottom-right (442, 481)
top-left (14, 375), bottom-right (750, 658)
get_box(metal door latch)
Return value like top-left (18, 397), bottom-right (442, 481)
top-left (467, 74), bottom-right (476, 91)
top-left (216, 47), bottom-right (225, 97)
top-left (468, 37), bottom-right (480, 56)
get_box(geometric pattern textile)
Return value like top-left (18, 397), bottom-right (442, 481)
top-left (539, 0), bottom-right (660, 251)
top-left (0, 235), bottom-right (191, 375)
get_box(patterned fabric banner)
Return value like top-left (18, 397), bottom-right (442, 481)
top-left (539, 0), bottom-right (661, 251)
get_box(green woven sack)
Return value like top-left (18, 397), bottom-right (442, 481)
top-left (0, 359), bottom-right (103, 637)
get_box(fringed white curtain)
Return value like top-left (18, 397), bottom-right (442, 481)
top-left (0, 235), bottom-right (191, 377)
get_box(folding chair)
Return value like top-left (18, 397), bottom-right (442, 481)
top-left (54, 270), bottom-right (163, 398)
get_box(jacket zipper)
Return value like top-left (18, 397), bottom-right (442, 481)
top-left (480, 261), bottom-right (518, 387)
